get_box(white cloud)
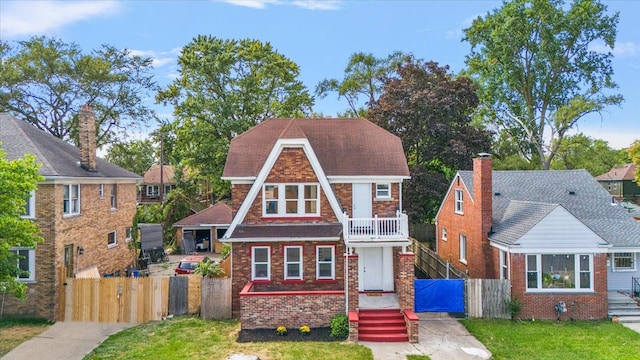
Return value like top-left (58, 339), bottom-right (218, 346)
top-left (218, 0), bottom-right (340, 10)
top-left (129, 48), bottom-right (181, 68)
top-left (591, 41), bottom-right (640, 58)
top-left (0, 1), bottom-right (121, 38)
top-left (445, 14), bottom-right (480, 40)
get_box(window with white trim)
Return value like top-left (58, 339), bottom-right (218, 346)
top-left (459, 234), bottom-right (467, 263)
top-left (22, 191), bottom-right (35, 219)
top-left (316, 246), bottom-right (335, 280)
top-left (376, 183), bottom-right (391, 198)
top-left (11, 248), bottom-right (35, 281)
top-left (613, 252), bottom-right (635, 271)
top-left (441, 227), bottom-right (447, 241)
top-left (500, 250), bottom-right (509, 280)
top-left (107, 231), bottom-right (117, 248)
top-left (252, 246), bottom-right (270, 280)
top-left (63, 184), bottom-right (80, 216)
top-left (147, 185), bottom-right (159, 196)
top-left (526, 254), bottom-right (593, 291)
top-left (262, 184), bottom-right (319, 216)
top-left (164, 185), bottom-right (172, 196)
top-left (110, 184), bottom-right (117, 209)
top-left (284, 246), bottom-right (303, 280)
top-left (454, 189), bottom-right (463, 214)
top-left (99, 184), bottom-right (105, 198)
top-left (125, 227), bottom-right (133, 242)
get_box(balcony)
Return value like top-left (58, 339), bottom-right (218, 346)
top-left (342, 211), bottom-right (410, 245)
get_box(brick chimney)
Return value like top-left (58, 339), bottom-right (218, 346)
top-left (473, 153), bottom-right (492, 242)
top-left (78, 105), bottom-right (97, 172)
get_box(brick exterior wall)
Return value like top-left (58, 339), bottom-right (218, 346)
top-left (346, 254), bottom-right (359, 311)
top-left (2, 181), bottom-right (137, 320)
top-left (240, 283), bottom-right (345, 329)
top-left (510, 253), bottom-right (608, 320)
top-left (397, 253), bottom-right (415, 311)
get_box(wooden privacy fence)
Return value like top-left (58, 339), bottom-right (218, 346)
top-left (412, 239), bottom-right (467, 280)
top-left (467, 279), bottom-right (511, 319)
top-left (62, 275), bottom-right (231, 323)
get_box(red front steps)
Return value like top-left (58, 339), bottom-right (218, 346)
top-left (358, 309), bottom-right (409, 342)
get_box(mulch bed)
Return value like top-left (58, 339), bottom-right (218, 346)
top-left (237, 327), bottom-right (344, 342)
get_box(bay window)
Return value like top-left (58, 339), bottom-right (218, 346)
top-left (526, 254), bottom-right (593, 291)
top-left (263, 183), bottom-right (319, 216)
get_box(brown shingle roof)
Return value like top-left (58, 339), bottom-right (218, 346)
top-left (222, 118), bottom-right (410, 178)
top-left (144, 164), bottom-right (176, 184)
top-left (596, 164), bottom-right (637, 181)
top-left (173, 202), bottom-right (233, 227)
top-left (229, 223), bottom-right (343, 239)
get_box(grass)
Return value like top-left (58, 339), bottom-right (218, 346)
top-left (0, 318), bottom-right (51, 357)
top-left (407, 355), bottom-right (431, 360)
top-left (85, 316), bottom-right (373, 360)
top-left (462, 318), bottom-right (640, 360)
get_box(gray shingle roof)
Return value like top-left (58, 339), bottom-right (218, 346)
top-left (459, 169), bottom-right (640, 247)
top-left (0, 113), bottom-right (141, 179)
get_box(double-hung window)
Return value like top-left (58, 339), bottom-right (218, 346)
top-left (526, 254), bottom-right (593, 291)
top-left (316, 246), bottom-right (335, 280)
top-left (252, 246), bottom-right (270, 280)
top-left (11, 248), bottom-right (35, 282)
top-left (263, 184), bottom-right (319, 217)
top-left (63, 184), bottom-right (80, 216)
top-left (376, 183), bottom-right (391, 199)
top-left (107, 231), bottom-right (117, 248)
top-left (125, 227), bottom-right (133, 242)
top-left (110, 184), bottom-right (117, 209)
top-left (454, 189), bottom-right (463, 214)
top-left (284, 246), bottom-right (302, 280)
top-left (500, 250), bottom-right (509, 280)
top-left (459, 234), bottom-right (467, 263)
top-left (99, 184), bottom-right (105, 198)
top-left (441, 227), bottom-right (447, 241)
top-left (147, 185), bottom-right (159, 196)
top-left (613, 252), bottom-right (635, 271)
top-left (22, 191), bottom-right (36, 219)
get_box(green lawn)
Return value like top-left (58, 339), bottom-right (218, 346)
top-left (85, 316), bottom-right (372, 360)
top-left (0, 318), bottom-right (51, 357)
top-left (462, 318), bottom-right (640, 360)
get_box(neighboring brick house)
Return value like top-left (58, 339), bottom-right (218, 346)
top-left (0, 108), bottom-right (140, 320)
top-left (596, 164), bottom-right (640, 203)
top-left (222, 118), bottom-right (418, 342)
top-left (138, 164), bottom-right (177, 204)
top-left (436, 155), bottom-right (640, 320)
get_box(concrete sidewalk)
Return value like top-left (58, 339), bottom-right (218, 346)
top-left (2, 322), bottom-right (134, 360)
top-left (361, 313), bottom-right (491, 360)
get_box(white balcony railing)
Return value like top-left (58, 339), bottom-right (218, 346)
top-left (342, 211), bottom-right (409, 243)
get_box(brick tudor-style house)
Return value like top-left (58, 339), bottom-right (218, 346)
top-left (0, 108), bottom-right (140, 320)
top-left (436, 155), bottom-right (640, 320)
top-left (221, 118), bottom-right (419, 342)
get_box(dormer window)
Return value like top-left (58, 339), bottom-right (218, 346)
top-left (263, 183), bottom-right (319, 217)
top-left (454, 189), bottom-right (464, 214)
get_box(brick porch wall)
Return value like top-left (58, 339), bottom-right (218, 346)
top-left (397, 252), bottom-right (415, 311)
top-left (346, 253), bottom-right (358, 311)
top-left (240, 283), bottom-right (345, 329)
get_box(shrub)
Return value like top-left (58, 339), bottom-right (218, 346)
top-left (505, 297), bottom-right (522, 319)
top-left (220, 244), bottom-right (231, 258)
top-left (330, 314), bottom-right (349, 339)
top-left (276, 326), bottom-right (288, 336)
top-left (194, 258), bottom-right (225, 278)
top-left (299, 325), bottom-right (311, 335)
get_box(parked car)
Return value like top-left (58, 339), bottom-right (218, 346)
top-left (175, 255), bottom-right (209, 275)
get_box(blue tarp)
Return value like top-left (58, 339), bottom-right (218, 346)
top-left (414, 279), bottom-right (464, 313)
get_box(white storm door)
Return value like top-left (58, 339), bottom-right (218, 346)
top-left (359, 247), bottom-right (384, 291)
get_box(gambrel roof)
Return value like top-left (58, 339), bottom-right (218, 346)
top-left (0, 113), bottom-right (140, 180)
top-left (222, 118), bottom-right (410, 179)
top-left (596, 163), bottom-right (637, 181)
top-left (458, 169), bottom-right (640, 248)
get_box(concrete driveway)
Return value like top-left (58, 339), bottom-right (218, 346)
top-left (2, 322), bottom-right (134, 360)
top-left (361, 313), bottom-right (491, 360)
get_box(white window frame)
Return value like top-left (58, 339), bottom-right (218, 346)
top-left (21, 190), bottom-right (36, 219)
top-left (110, 184), bottom-right (117, 209)
top-left (612, 252), bottom-right (636, 271)
top-left (459, 234), bottom-right (467, 264)
top-left (164, 185), bottom-right (172, 195)
top-left (441, 227), bottom-right (447, 241)
top-left (146, 185), bottom-right (159, 196)
top-left (376, 183), bottom-right (391, 199)
top-left (525, 254), bottom-right (594, 292)
top-left (500, 250), bottom-right (509, 280)
top-left (252, 246), bottom-right (271, 281)
top-left (262, 183), bottom-right (320, 217)
top-left (11, 248), bottom-right (36, 282)
top-left (125, 227), bottom-right (133, 242)
top-left (316, 245), bottom-right (335, 280)
top-left (99, 184), bottom-right (105, 198)
top-left (454, 189), bottom-right (464, 214)
top-left (63, 184), bottom-right (80, 216)
top-left (107, 231), bottom-right (117, 248)
top-left (284, 246), bottom-right (303, 280)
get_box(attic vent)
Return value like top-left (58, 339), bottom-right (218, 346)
top-left (568, 191), bottom-right (576, 195)
top-left (494, 192), bottom-right (501, 196)
top-left (611, 197), bottom-right (618, 206)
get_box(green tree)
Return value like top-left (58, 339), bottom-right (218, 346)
top-left (551, 133), bottom-right (628, 176)
top-left (464, 0), bottom-right (622, 170)
top-left (0, 36), bottom-right (158, 147)
top-left (626, 141), bottom-right (640, 184)
top-left (369, 58), bottom-right (493, 222)
top-left (157, 36), bottom-right (314, 200)
top-left (0, 147), bottom-right (43, 299)
top-left (105, 139), bottom-right (156, 175)
top-left (315, 52), bottom-right (405, 117)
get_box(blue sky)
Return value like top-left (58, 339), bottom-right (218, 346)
top-left (1, 0), bottom-right (639, 149)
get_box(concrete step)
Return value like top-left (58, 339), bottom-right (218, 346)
top-left (616, 316), bottom-right (640, 323)
top-left (358, 333), bottom-right (409, 342)
top-left (609, 309), bottom-right (640, 317)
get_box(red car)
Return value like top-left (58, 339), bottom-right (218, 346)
top-left (174, 255), bottom-right (209, 275)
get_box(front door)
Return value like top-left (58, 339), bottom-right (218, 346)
top-left (359, 247), bottom-right (384, 291)
top-left (352, 183), bottom-right (372, 219)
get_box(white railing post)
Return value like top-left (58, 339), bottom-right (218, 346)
top-left (343, 211), bottom-right (350, 243)
top-left (374, 214), bottom-right (379, 239)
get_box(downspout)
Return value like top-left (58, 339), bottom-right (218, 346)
top-left (345, 247), bottom-right (348, 314)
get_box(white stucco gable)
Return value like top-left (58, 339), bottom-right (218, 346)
top-left (510, 206), bottom-right (609, 253)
